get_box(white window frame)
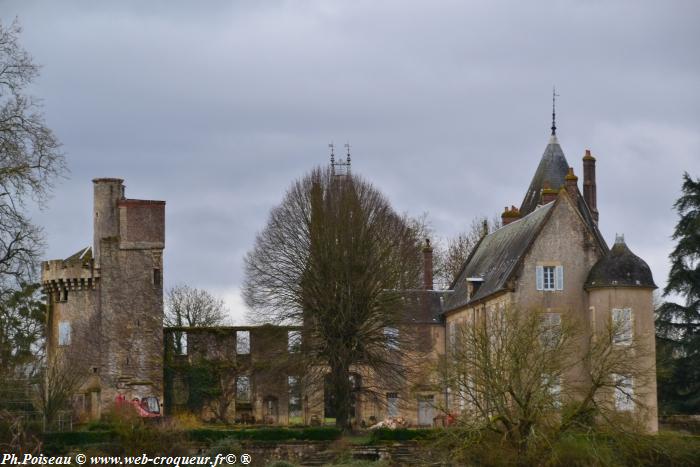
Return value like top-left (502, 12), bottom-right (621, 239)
top-left (536, 265), bottom-right (563, 291)
top-left (613, 374), bottom-right (634, 411)
top-left (58, 321), bottom-right (71, 346)
top-left (612, 308), bottom-right (633, 345)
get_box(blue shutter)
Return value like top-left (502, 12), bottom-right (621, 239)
top-left (556, 265), bottom-right (564, 290)
top-left (536, 266), bottom-right (544, 290)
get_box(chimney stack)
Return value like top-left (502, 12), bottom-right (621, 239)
top-left (501, 205), bottom-right (521, 225)
top-left (422, 238), bottom-right (433, 290)
top-left (565, 167), bottom-right (579, 198)
top-left (540, 180), bottom-right (558, 205)
top-left (582, 149), bottom-right (598, 223)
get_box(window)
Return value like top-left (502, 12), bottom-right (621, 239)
top-left (536, 265), bottom-right (563, 291)
top-left (386, 392), bottom-right (399, 418)
top-left (153, 268), bottom-right (161, 287)
top-left (58, 321), bottom-right (71, 346)
top-left (236, 330), bottom-right (250, 354)
top-left (236, 376), bottom-right (251, 402)
top-left (59, 289), bottom-right (69, 302)
top-left (288, 376), bottom-right (302, 419)
top-left (542, 374), bottom-right (562, 408)
top-left (384, 327), bottom-right (399, 350)
top-left (612, 308), bottom-right (633, 345)
top-left (288, 330), bottom-right (301, 353)
top-left (448, 322), bottom-right (458, 354)
top-left (540, 313), bottom-right (561, 349)
top-left (613, 374), bottom-right (634, 411)
top-left (177, 332), bottom-right (188, 355)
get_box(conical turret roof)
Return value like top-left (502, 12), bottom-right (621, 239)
top-left (519, 134), bottom-right (570, 216)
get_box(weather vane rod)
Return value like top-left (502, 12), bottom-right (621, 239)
top-left (551, 86), bottom-right (559, 135)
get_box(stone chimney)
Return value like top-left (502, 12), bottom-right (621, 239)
top-left (583, 149), bottom-right (599, 223)
top-left (565, 167), bottom-right (579, 198)
top-left (422, 238), bottom-right (433, 290)
top-left (501, 205), bottom-right (521, 225)
top-left (540, 180), bottom-right (558, 205)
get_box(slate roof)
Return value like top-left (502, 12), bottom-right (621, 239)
top-left (443, 202), bottom-right (555, 313)
top-left (63, 246), bottom-right (92, 266)
top-left (519, 134), bottom-right (570, 216)
top-left (585, 236), bottom-right (656, 289)
top-left (402, 289), bottom-right (454, 324)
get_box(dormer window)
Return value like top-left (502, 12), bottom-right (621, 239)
top-left (466, 277), bottom-right (483, 301)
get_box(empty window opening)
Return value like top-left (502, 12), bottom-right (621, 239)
top-left (177, 332), bottom-right (188, 355)
top-left (236, 376), bottom-right (251, 402)
top-left (288, 330), bottom-right (301, 353)
top-left (236, 330), bottom-right (250, 354)
top-left (153, 268), bottom-right (161, 287)
top-left (58, 321), bottom-right (71, 346)
top-left (288, 376), bottom-right (302, 420)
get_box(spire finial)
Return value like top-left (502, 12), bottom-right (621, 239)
top-left (551, 86), bottom-right (559, 135)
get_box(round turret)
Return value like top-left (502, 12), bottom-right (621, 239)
top-left (585, 234), bottom-right (656, 289)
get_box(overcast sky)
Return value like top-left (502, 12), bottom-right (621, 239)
top-left (3, 0), bottom-right (699, 323)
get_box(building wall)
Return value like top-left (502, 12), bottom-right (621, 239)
top-left (43, 178), bottom-right (165, 420)
top-left (588, 287), bottom-right (658, 432)
top-left (511, 194), bottom-right (604, 393)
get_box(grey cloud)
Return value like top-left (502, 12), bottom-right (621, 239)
top-left (4, 0), bottom-right (699, 321)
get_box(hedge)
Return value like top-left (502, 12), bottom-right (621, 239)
top-left (43, 430), bottom-right (115, 446)
top-left (187, 427), bottom-right (342, 442)
top-left (368, 428), bottom-right (434, 442)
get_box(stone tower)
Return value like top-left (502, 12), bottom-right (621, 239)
top-left (585, 234), bottom-right (658, 432)
top-left (43, 178), bottom-right (165, 419)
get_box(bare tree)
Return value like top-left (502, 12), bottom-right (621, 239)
top-left (434, 215), bottom-right (501, 288)
top-left (165, 284), bottom-right (228, 327)
top-left (244, 167), bottom-right (424, 429)
top-left (442, 306), bottom-right (654, 453)
top-left (0, 19), bottom-right (65, 287)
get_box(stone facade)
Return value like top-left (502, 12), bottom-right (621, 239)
top-left (45, 127), bottom-right (658, 431)
top-left (43, 178), bottom-right (165, 420)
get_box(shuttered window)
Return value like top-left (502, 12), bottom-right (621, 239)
top-left (612, 308), bottom-right (633, 345)
top-left (537, 265), bottom-right (563, 291)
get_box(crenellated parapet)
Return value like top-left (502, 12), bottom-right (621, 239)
top-left (42, 248), bottom-right (99, 293)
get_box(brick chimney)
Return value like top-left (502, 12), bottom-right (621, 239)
top-left (540, 180), bottom-right (558, 205)
top-left (422, 238), bottom-right (433, 290)
top-left (582, 149), bottom-right (599, 223)
top-left (565, 167), bottom-right (579, 198)
top-left (501, 205), bottom-right (521, 225)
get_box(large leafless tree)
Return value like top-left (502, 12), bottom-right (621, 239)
top-left (0, 19), bottom-right (65, 288)
top-left (165, 284), bottom-right (228, 328)
top-left (244, 167), bottom-right (423, 429)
